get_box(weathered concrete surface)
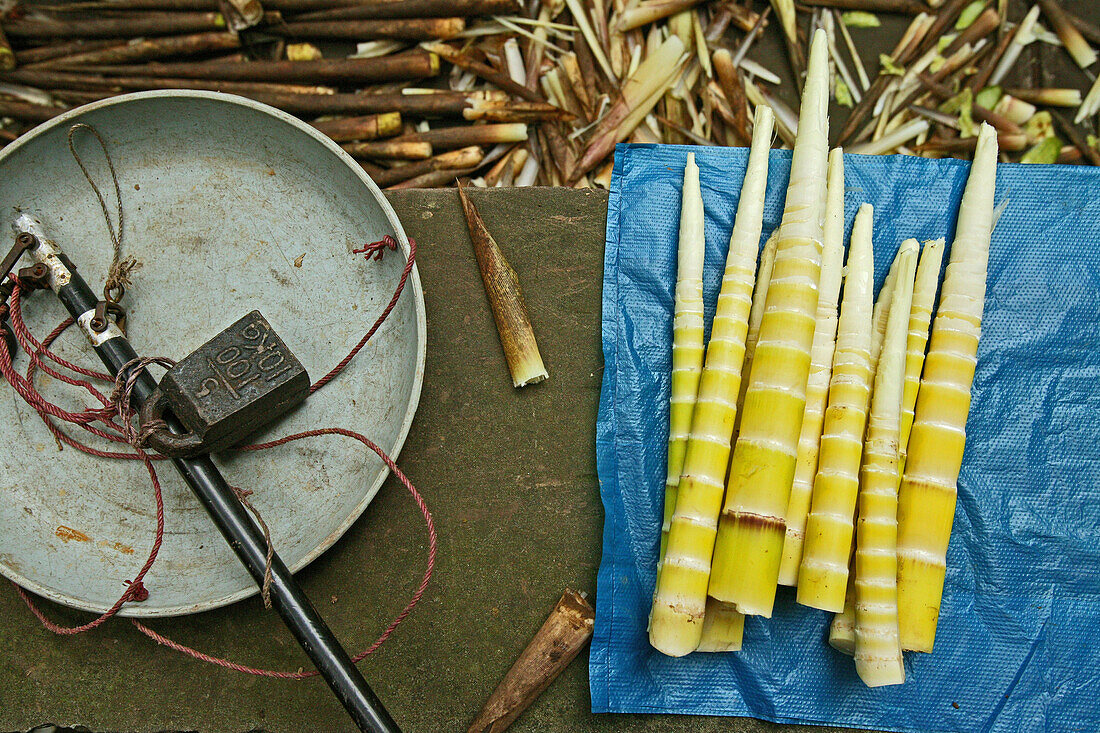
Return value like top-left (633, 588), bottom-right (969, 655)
top-left (0, 187), bottom-right (865, 733)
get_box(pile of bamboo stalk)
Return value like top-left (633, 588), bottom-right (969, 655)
top-left (1, 0), bottom-right (1099, 188)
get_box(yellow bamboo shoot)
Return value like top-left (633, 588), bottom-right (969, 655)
top-left (709, 29), bottom-right (831, 618)
top-left (778, 147), bottom-right (847, 586)
top-left (854, 238), bottom-right (917, 688)
top-left (732, 229), bottom-right (779, 436)
top-left (896, 123), bottom-right (998, 653)
top-left (900, 239), bottom-right (946, 468)
top-left (650, 109), bottom-right (775, 656)
top-left (797, 203), bottom-right (875, 612)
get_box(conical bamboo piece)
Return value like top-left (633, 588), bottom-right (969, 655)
top-left (468, 589), bottom-right (594, 733)
top-left (897, 123), bottom-right (998, 652)
top-left (778, 147), bottom-right (846, 586)
top-left (796, 204), bottom-right (875, 612)
top-left (457, 182), bottom-right (549, 388)
top-left (658, 152), bottom-right (707, 562)
top-left (854, 239), bottom-right (917, 688)
top-left (709, 29), bottom-right (830, 618)
top-left (651, 109), bottom-right (775, 656)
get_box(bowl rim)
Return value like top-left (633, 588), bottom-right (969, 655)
top-left (0, 89), bottom-right (428, 617)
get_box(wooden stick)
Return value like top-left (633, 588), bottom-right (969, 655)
top-left (13, 39), bottom-right (119, 67)
top-left (342, 139), bottom-right (433, 159)
top-left (368, 145), bottom-right (484, 187)
top-left (798, 0), bottom-right (930, 13)
top-left (294, 0), bottom-right (519, 21)
top-left (1068, 9), bottom-right (1100, 47)
top-left (311, 111), bottom-right (403, 142)
top-left (942, 7), bottom-right (999, 58)
top-left (425, 43), bottom-right (548, 105)
top-left (917, 73), bottom-right (1023, 135)
top-left (1051, 110), bottom-right (1100, 166)
top-left (266, 17), bottom-right (466, 40)
top-left (1, 68), bottom-right (334, 96)
top-left (618, 0), bottom-right (706, 32)
top-left (0, 25), bottom-right (13, 72)
top-left (467, 589), bottom-right (593, 731)
top-left (967, 21), bottom-right (1017, 92)
top-left (2, 12), bottom-right (228, 38)
top-left (40, 31), bottom-right (240, 67)
top-left (393, 122), bottom-right (529, 150)
top-left (238, 89), bottom-right (509, 116)
top-left (462, 99), bottom-right (573, 123)
top-left (1037, 0), bottom-right (1097, 69)
top-left (0, 99), bottom-right (65, 122)
top-left (77, 52), bottom-right (439, 84)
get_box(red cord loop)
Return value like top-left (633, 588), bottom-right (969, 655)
top-left (1, 233), bottom-right (431, 676)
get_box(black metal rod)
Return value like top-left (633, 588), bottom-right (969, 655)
top-left (27, 229), bottom-right (401, 733)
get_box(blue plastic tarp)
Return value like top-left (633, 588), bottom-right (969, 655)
top-left (592, 143), bottom-right (1100, 733)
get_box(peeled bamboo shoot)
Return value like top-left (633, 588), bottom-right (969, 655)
top-left (853, 238), bottom-right (917, 688)
top-left (650, 109), bottom-right (775, 656)
top-left (797, 203), bottom-right (875, 612)
top-left (896, 123), bottom-right (998, 653)
top-left (658, 152), bottom-right (707, 561)
top-left (778, 147), bottom-right (847, 586)
top-left (900, 238), bottom-right (946, 467)
top-left (709, 29), bottom-right (831, 618)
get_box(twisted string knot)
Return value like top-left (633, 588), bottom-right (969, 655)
top-left (352, 234), bottom-right (399, 261)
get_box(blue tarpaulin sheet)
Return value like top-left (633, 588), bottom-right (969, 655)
top-left (592, 143), bottom-right (1100, 733)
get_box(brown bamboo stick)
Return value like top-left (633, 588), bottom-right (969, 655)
top-left (467, 589), bottom-right (593, 731)
top-left (295, 0), bottom-right (519, 21)
top-left (0, 99), bottom-right (65, 122)
top-left (78, 51), bottom-right (439, 84)
top-left (0, 25), bottom-right (13, 72)
top-left (2, 12), bottom-right (228, 38)
top-left (798, 0), bottom-right (930, 12)
top-left (393, 123), bottom-right (529, 150)
top-left (1051, 110), bottom-right (1100, 166)
top-left (367, 145), bottom-right (483, 187)
top-left (13, 39), bottom-right (120, 66)
top-left (967, 21), bottom-right (1017, 92)
top-left (342, 139), bottom-right (433, 159)
top-left (462, 99), bottom-right (573, 123)
top-left (1004, 87), bottom-right (1083, 107)
top-left (712, 49), bottom-right (751, 146)
top-left (40, 31), bottom-right (240, 67)
top-left (1069, 10), bottom-right (1100, 47)
top-left (425, 42), bottom-right (549, 106)
top-left (912, 132), bottom-right (1028, 153)
top-left (242, 89), bottom-right (509, 116)
top-left (1, 68), bottom-right (334, 96)
top-left (917, 73), bottom-right (1023, 135)
top-left (311, 111), bottom-right (402, 142)
top-left (386, 166), bottom-right (473, 188)
top-left (456, 180), bottom-right (548, 385)
top-left (618, 0), bottom-right (706, 32)
top-left (1038, 0), bottom-right (1097, 69)
top-left (266, 17), bottom-right (466, 41)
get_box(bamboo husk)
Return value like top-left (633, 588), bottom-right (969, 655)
top-left (712, 49), bottom-right (751, 145)
top-left (618, 0), bottom-right (706, 32)
top-left (1004, 87), bottom-right (1083, 107)
top-left (311, 112), bottom-right (403, 142)
top-left (1037, 0), bottom-right (1097, 69)
top-left (0, 26), bottom-right (13, 72)
top-left (394, 122), bottom-right (528, 149)
top-left (294, 0), bottom-right (518, 20)
top-left (266, 17), bottom-right (466, 41)
top-left (917, 73), bottom-right (1022, 135)
top-left (343, 139), bottom-right (433, 159)
top-left (77, 52), bottom-right (439, 84)
top-left (369, 145), bottom-right (483, 187)
top-left (3, 12), bottom-right (228, 38)
top-left (800, 0), bottom-right (930, 13)
top-left (559, 52), bottom-right (593, 118)
top-left (41, 31), bottom-right (240, 67)
top-left (468, 590), bottom-right (593, 732)
top-left (456, 181), bottom-right (548, 387)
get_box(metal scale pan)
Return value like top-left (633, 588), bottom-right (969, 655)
top-left (0, 90), bottom-right (427, 617)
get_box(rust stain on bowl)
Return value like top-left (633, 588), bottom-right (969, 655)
top-left (98, 540), bottom-right (135, 555)
top-left (55, 526), bottom-right (91, 543)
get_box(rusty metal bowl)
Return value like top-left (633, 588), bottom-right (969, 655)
top-left (0, 91), bottom-right (426, 617)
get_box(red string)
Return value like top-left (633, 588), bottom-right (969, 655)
top-left (1, 235), bottom-right (432, 676)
